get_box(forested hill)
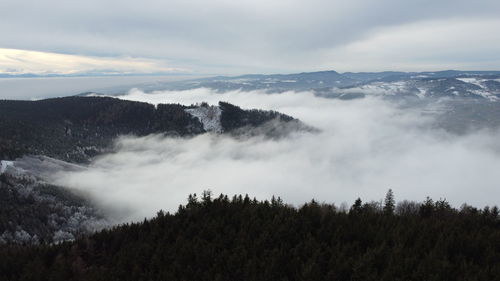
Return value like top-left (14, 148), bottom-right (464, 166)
top-left (0, 96), bottom-right (308, 245)
top-left (0, 96), bottom-right (203, 162)
top-left (0, 96), bottom-right (302, 162)
top-left (1, 193), bottom-right (499, 281)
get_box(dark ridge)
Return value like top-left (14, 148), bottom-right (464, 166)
top-left (0, 96), bottom-right (205, 162)
top-left (0, 193), bottom-right (499, 280)
top-left (219, 101), bottom-right (294, 132)
top-left (0, 96), bottom-right (308, 163)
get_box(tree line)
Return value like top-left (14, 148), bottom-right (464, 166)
top-left (1, 190), bottom-right (499, 281)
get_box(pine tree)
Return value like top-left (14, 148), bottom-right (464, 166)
top-left (383, 189), bottom-right (395, 215)
top-left (419, 196), bottom-right (434, 218)
top-left (350, 198), bottom-right (363, 215)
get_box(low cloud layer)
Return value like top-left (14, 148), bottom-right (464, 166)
top-left (53, 89), bottom-right (500, 222)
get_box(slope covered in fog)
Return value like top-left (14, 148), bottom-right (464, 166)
top-left (39, 88), bottom-right (500, 225)
top-left (0, 95), bottom-right (308, 243)
top-left (3, 70), bottom-right (500, 244)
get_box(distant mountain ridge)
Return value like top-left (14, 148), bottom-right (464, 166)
top-left (112, 70), bottom-right (500, 101)
top-left (100, 70), bottom-right (500, 135)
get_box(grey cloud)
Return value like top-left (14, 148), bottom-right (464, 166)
top-left (1, 0), bottom-right (499, 73)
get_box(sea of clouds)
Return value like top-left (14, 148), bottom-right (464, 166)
top-left (52, 88), bottom-right (500, 222)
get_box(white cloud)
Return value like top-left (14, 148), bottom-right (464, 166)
top-left (0, 48), bottom-right (186, 75)
top-left (52, 89), bottom-right (500, 222)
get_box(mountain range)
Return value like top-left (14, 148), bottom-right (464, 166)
top-left (104, 70), bottom-right (500, 101)
top-left (88, 70), bottom-right (500, 134)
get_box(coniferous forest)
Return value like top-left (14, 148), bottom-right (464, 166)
top-left (1, 191), bottom-right (499, 281)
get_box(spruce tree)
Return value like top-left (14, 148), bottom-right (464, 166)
top-left (383, 189), bottom-right (395, 215)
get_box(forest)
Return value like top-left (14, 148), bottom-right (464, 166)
top-left (0, 97), bottom-right (302, 162)
top-left (0, 190), bottom-right (499, 281)
top-left (0, 96), bottom-right (205, 162)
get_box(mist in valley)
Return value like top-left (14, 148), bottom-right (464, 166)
top-left (51, 89), bottom-right (500, 222)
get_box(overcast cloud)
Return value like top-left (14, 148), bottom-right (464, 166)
top-left (1, 0), bottom-right (499, 74)
top-left (51, 89), bottom-right (500, 222)
top-left (0, 48), bottom-right (184, 75)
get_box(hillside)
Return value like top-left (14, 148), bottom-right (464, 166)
top-left (1, 193), bottom-right (499, 281)
top-left (0, 96), bottom-right (304, 162)
top-left (0, 170), bottom-right (106, 244)
top-left (0, 96), bottom-right (308, 244)
top-left (0, 96), bottom-right (204, 162)
top-left (122, 70), bottom-right (500, 100)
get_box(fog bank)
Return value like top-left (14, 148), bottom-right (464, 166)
top-left (53, 89), bottom-right (500, 222)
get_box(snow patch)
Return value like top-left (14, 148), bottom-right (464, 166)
top-left (0, 160), bottom-right (14, 174)
top-left (416, 88), bottom-right (427, 99)
top-left (456, 78), bottom-right (484, 88)
top-left (471, 89), bottom-right (499, 101)
top-left (345, 81), bottom-right (409, 96)
top-left (185, 105), bottom-right (222, 133)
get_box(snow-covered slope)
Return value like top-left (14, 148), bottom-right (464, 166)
top-left (185, 104), bottom-right (222, 133)
top-left (0, 156), bottom-right (106, 244)
top-left (330, 77), bottom-right (500, 101)
top-left (0, 160), bottom-right (14, 174)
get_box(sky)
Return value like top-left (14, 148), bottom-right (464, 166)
top-left (1, 0), bottom-right (500, 76)
top-left (52, 88), bottom-right (500, 222)
top-left (0, 75), bottom-right (202, 100)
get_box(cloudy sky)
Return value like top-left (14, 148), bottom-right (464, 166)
top-left (1, 0), bottom-right (500, 75)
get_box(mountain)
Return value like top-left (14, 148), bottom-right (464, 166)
top-left (0, 96), bottom-right (201, 162)
top-left (0, 96), bottom-right (308, 244)
top-left (97, 70), bottom-right (500, 133)
top-left (2, 72), bottom-right (500, 277)
top-left (111, 70), bottom-right (500, 98)
top-left (0, 96), bottom-right (305, 163)
top-left (322, 76), bottom-right (500, 101)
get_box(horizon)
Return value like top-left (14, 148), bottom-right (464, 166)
top-left (2, 68), bottom-right (500, 100)
top-left (2, 67), bottom-right (500, 79)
